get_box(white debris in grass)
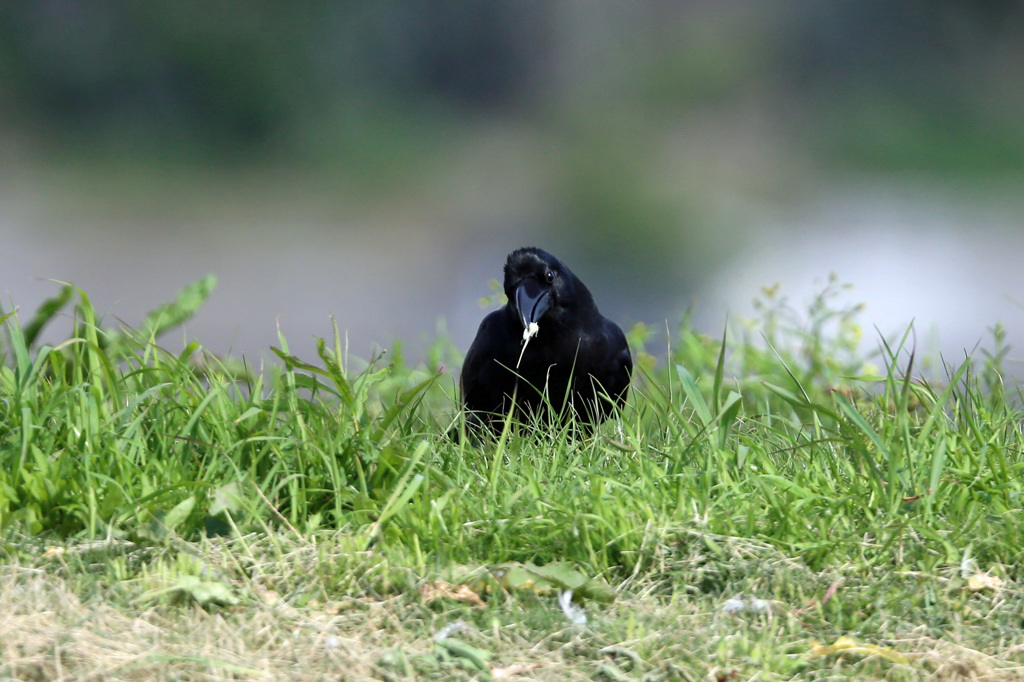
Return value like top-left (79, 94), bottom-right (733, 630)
top-left (960, 548), bottom-right (976, 578)
top-left (433, 619), bottom-right (471, 642)
top-left (558, 589), bottom-right (587, 627)
top-left (516, 322), bottom-right (540, 369)
top-left (721, 596), bottom-right (770, 614)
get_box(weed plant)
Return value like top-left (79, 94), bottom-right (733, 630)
top-left (1, 276), bottom-right (1022, 680)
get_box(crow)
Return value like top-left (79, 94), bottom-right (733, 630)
top-left (461, 247), bottom-right (632, 433)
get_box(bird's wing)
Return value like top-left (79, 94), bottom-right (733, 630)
top-left (461, 310), bottom-right (515, 413)
top-left (602, 318), bottom-right (633, 403)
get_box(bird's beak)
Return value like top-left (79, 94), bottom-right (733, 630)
top-left (515, 279), bottom-right (552, 329)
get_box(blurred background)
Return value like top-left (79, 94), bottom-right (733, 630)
top-left (2, 1), bottom-right (1023, 372)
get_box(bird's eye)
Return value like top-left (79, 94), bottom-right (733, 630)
top-left (544, 270), bottom-right (555, 284)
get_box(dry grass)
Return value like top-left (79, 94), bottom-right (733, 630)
top-left (3, 536), bottom-right (1024, 682)
top-left (1, 566), bottom-right (385, 680)
top-left (0, 538), bottom-right (454, 682)
top-left (0, 537), bottom-right (610, 681)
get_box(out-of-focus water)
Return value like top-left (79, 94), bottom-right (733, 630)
top-left (3, 165), bottom-right (1022, 378)
top-left (695, 181), bottom-right (1024, 374)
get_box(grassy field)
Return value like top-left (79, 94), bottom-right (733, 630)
top-left (1, 277), bottom-right (1023, 681)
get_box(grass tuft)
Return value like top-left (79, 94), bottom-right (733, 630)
top-left (1, 276), bottom-right (1023, 679)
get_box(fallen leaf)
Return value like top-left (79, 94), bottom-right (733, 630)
top-left (142, 575), bottom-right (239, 607)
top-left (420, 581), bottom-right (485, 607)
top-left (435, 638), bottom-right (491, 671)
top-left (967, 573), bottom-right (1004, 592)
top-left (810, 636), bottom-right (908, 664)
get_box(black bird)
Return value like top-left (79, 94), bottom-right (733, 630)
top-left (461, 247), bottom-right (632, 432)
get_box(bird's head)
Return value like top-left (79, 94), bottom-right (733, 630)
top-left (503, 247), bottom-right (594, 333)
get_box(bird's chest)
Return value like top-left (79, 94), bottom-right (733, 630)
top-left (514, 332), bottom-right (597, 391)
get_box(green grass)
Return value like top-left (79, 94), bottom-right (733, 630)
top-left (1, 276), bottom-right (1023, 680)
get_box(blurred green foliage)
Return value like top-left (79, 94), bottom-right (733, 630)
top-left (0, 2), bottom-right (548, 161)
top-left (1, 1), bottom-right (1021, 173)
